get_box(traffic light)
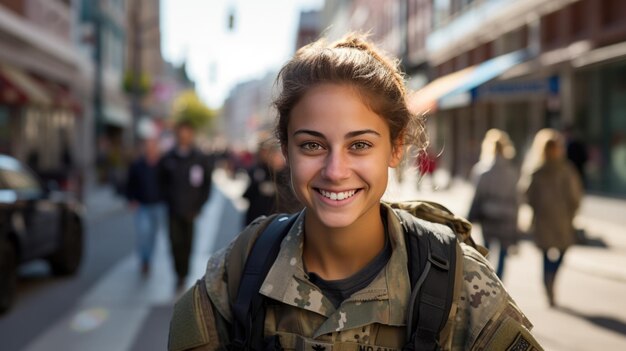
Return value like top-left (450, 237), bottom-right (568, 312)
top-left (228, 7), bottom-right (235, 31)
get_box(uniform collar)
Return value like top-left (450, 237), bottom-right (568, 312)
top-left (260, 203), bottom-right (411, 337)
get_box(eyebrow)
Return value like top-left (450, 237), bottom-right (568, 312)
top-left (293, 129), bottom-right (381, 139)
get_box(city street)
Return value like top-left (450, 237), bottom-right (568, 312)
top-left (2, 1), bottom-right (626, 350)
top-left (1, 169), bottom-right (625, 350)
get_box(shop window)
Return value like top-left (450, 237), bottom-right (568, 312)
top-left (0, 107), bottom-right (10, 154)
top-left (541, 12), bottom-right (559, 48)
top-left (602, 0), bottom-right (626, 28)
top-left (607, 64), bottom-right (626, 194)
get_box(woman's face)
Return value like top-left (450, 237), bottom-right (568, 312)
top-left (284, 83), bottom-right (402, 230)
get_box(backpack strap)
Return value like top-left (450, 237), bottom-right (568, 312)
top-left (231, 213), bottom-right (298, 351)
top-left (396, 210), bottom-right (458, 351)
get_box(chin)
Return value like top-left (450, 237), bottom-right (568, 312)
top-left (313, 210), bottom-right (360, 229)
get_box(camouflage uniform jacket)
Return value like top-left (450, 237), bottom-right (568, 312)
top-left (169, 203), bottom-right (543, 351)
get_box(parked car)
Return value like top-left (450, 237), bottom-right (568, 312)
top-left (0, 154), bottom-right (83, 314)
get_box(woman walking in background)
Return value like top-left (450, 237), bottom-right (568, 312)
top-left (468, 129), bottom-right (520, 279)
top-left (521, 128), bottom-right (583, 307)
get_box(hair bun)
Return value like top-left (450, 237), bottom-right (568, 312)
top-left (333, 34), bottom-right (371, 51)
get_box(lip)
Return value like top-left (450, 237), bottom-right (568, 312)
top-left (314, 187), bottom-right (361, 206)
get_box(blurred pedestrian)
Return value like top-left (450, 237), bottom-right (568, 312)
top-left (468, 129), bottom-right (519, 279)
top-left (169, 33), bottom-right (542, 350)
top-left (521, 128), bottom-right (583, 307)
top-left (242, 137), bottom-right (291, 225)
top-left (126, 137), bottom-right (164, 276)
top-left (158, 120), bottom-right (213, 289)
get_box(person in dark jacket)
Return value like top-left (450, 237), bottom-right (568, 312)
top-left (126, 137), bottom-right (164, 276)
top-left (158, 121), bottom-right (213, 289)
top-left (242, 138), bottom-right (300, 226)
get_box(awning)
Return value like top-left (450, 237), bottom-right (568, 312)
top-left (438, 50), bottom-right (528, 109)
top-left (0, 64), bottom-right (52, 106)
top-left (407, 66), bottom-right (475, 114)
top-left (407, 50), bottom-right (528, 113)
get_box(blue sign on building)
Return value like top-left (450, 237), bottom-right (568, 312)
top-left (473, 76), bottom-right (560, 101)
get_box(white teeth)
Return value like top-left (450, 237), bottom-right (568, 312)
top-left (320, 189), bottom-right (356, 201)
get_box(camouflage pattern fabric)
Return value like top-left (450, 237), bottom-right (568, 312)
top-left (170, 202), bottom-right (543, 350)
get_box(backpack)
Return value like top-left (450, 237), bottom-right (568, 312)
top-left (231, 201), bottom-right (482, 351)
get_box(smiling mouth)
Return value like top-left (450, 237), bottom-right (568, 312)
top-left (316, 188), bottom-right (359, 201)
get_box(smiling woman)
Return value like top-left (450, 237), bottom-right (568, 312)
top-left (286, 84), bottom-right (403, 279)
top-left (168, 33), bottom-right (543, 351)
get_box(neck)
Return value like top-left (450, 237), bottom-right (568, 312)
top-left (302, 206), bottom-right (385, 280)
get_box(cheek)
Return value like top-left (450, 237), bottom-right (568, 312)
top-left (353, 155), bottom-right (389, 182)
top-left (286, 148), bottom-right (314, 187)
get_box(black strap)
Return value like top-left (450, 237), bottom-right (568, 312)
top-left (232, 214), bottom-right (298, 351)
top-left (396, 210), bottom-right (457, 351)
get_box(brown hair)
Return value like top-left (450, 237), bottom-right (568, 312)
top-left (273, 33), bottom-right (426, 156)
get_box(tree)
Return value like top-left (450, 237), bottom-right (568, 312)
top-left (171, 90), bottom-right (215, 130)
top-left (122, 70), bottom-right (152, 96)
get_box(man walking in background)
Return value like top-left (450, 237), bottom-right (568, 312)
top-left (159, 120), bottom-right (213, 289)
top-left (126, 137), bottom-right (164, 276)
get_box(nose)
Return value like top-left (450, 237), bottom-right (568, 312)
top-left (322, 150), bottom-right (350, 181)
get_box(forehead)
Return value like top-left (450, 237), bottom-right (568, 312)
top-left (289, 84), bottom-right (389, 134)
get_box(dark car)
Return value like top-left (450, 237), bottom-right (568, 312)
top-left (0, 154), bottom-right (83, 314)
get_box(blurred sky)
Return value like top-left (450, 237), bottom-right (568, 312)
top-left (161, 0), bottom-right (324, 109)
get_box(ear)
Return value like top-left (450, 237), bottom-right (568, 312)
top-left (389, 139), bottom-right (404, 168)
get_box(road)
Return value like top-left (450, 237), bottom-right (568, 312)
top-left (1, 170), bottom-right (625, 350)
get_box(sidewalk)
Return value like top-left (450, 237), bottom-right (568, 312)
top-left (384, 169), bottom-right (626, 283)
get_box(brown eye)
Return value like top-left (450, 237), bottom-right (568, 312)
top-left (350, 141), bottom-right (372, 150)
top-left (301, 142), bottom-right (324, 151)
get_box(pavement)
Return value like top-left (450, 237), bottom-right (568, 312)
top-left (82, 185), bottom-right (128, 223)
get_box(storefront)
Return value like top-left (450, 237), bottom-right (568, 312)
top-left (415, 50), bottom-right (554, 178)
top-left (0, 63), bottom-right (82, 192)
top-left (575, 59), bottom-right (626, 196)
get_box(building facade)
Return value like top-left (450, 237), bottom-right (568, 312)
top-left (0, 0), bottom-right (90, 194)
top-left (125, 0), bottom-right (170, 141)
top-left (420, 0), bottom-right (626, 196)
